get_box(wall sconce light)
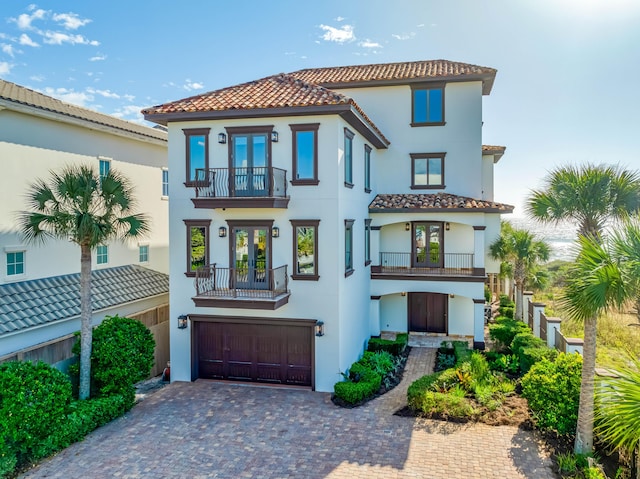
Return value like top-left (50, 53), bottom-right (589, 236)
top-left (272, 226), bottom-right (280, 238)
top-left (271, 131), bottom-right (279, 143)
top-left (405, 223), bottom-right (410, 231)
top-left (218, 226), bottom-right (227, 237)
top-left (449, 294), bottom-right (455, 299)
top-left (218, 132), bottom-right (227, 144)
top-left (315, 321), bottom-right (325, 337)
top-left (401, 291), bottom-right (407, 297)
top-left (177, 315), bottom-right (188, 329)
top-left (445, 222), bottom-right (450, 231)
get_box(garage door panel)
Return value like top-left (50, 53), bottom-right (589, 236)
top-left (197, 322), bottom-right (225, 379)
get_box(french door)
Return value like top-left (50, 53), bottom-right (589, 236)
top-left (231, 133), bottom-right (268, 196)
top-left (413, 222), bottom-right (443, 268)
top-left (233, 226), bottom-right (269, 290)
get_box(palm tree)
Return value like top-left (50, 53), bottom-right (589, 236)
top-left (18, 165), bottom-right (149, 400)
top-left (527, 164), bottom-right (640, 454)
top-left (490, 221), bottom-right (550, 320)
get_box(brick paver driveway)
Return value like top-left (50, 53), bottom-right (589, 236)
top-left (21, 349), bottom-right (556, 479)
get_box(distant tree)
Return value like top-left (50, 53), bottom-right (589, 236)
top-left (18, 165), bottom-right (149, 400)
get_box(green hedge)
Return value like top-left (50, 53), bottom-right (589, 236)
top-left (489, 317), bottom-right (530, 352)
top-left (498, 306), bottom-right (515, 319)
top-left (367, 333), bottom-right (408, 356)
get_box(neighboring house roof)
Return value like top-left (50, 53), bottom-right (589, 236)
top-left (482, 145), bottom-right (506, 162)
top-left (0, 265), bottom-right (169, 336)
top-left (0, 78), bottom-right (167, 144)
top-left (142, 73), bottom-right (389, 148)
top-left (369, 193), bottom-right (514, 213)
top-left (291, 60), bottom-right (497, 95)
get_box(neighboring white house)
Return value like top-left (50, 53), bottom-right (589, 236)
top-left (142, 60), bottom-right (513, 392)
top-left (0, 79), bottom-right (170, 361)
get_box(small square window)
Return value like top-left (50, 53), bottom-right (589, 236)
top-left (162, 169), bottom-right (169, 197)
top-left (411, 84), bottom-right (445, 126)
top-left (139, 245), bottom-right (149, 263)
top-left (97, 245), bottom-right (108, 265)
top-left (411, 153), bottom-right (445, 189)
top-left (6, 251), bottom-right (25, 276)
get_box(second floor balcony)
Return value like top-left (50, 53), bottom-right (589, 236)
top-left (371, 252), bottom-right (484, 279)
top-left (192, 167), bottom-right (290, 209)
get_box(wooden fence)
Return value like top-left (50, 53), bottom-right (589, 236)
top-left (0, 303), bottom-right (170, 378)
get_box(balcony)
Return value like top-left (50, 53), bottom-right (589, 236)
top-left (193, 264), bottom-right (290, 310)
top-left (192, 167), bottom-right (290, 209)
top-left (371, 252), bottom-right (484, 280)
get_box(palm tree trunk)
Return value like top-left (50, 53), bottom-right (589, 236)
top-left (78, 244), bottom-right (93, 400)
top-left (514, 261), bottom-right (525, 321)
top-left (575, 314), bottom-right (597, 454)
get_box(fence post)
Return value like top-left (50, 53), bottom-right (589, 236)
top-left (546, 317), bottom-right (562, 349)
top-left (531, 302), bottom-right (545, 338)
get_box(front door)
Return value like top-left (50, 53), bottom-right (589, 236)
top-left (413, 222), bottom-right (443, 268)
top-left (232, 133), bottom-right (268, 196)
top-left (408, 292), bottom-right (447, 333)
top-left (233, 226), bottom-right (269, 289)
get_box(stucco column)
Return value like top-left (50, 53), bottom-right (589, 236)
top-left (472, 226), bottom-right (485, 274)
top-left (370, 295), bottom-right (381, 337)
top-left (531, 302), bottom-right (545, 338)
top-left (522, 290), bottom-right (533, 325)
top-left (371, 226), bottom-right (381, 266)
top-left (473, 298), bottom-right (485, 350)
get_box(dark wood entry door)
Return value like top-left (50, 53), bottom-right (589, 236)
top-left (194, 321), bottom-right (312, 387)
top-left (408, 292), bottom-right (447, 333)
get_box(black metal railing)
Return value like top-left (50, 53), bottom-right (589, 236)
top-left (194, 167), bottom-right (288, 198)
top-left (195, 264), bottom-right (289, 299)
top-left (377, 252), bottom-right (475, 275)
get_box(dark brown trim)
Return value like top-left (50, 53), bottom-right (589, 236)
top-left (473, 226), bottom-right (487, 231)
top-left (364, 144), bottom-right (372, 193)
top-left (473, 341), bottom-right (486, 350)
top-left (290, 219), bottom-right (320, 281)
top-left (371, 273), bottom-right (487, 282)
top-left (226, 220), bottom-right (274, 279)
top-left (345, 219), bottom-right (355, 276)
top-left (192, 197), bottom-right (290, 209)
top-left (183, 128), bottom-right (210, 187)
top-left (411, 221), bottom-right (444, 268)
top-left (183, 219), bottom-right (211, 277)
top-left (144, 104), bottom-right (389, 149)
top-left (410, 83), bottom-right (445, 127)
top-left (344, 128), bottom-right (355, 187)
top-left (364, 218), bottom-right (372, 267)
top-left (192, 294), bottom-right (290, 310)
top-left (370, 295), bottom-right (382, 300)
top-left (290, 123), bottom-right (320, 185)
top-left (473, 298), bottom-right (486, 304)
top-left (410, 152), bottom-right (446, 189)
top-left (225, 127), bottom-right (273, 192)
top-left (371, 225), bottom-right (382, 231)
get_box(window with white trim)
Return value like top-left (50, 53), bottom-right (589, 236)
top-left (97, 245), bottom-right (108, 265)
top-left (6, 251), bottom-right (25, 276)
top-left (162, 169), bottom-right (169, 197)
top-left (139, 245), bottom-right (149, 263)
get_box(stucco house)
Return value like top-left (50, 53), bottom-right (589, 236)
top-left (142, 59), bottom-right (513, 392)
top-left (0, 79), bottom-right (170, 368)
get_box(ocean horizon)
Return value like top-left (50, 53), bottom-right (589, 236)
top-left (507, 217), bottom-right (578, 263)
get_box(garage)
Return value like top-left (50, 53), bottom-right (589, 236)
top-left (191, 316), bottom-right (315, 388)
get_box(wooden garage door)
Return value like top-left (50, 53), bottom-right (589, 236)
top-left (194, 321), bottom-right (313, 387)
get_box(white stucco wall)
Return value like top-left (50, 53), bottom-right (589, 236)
top-left (481, 154), bottom-right (495, 201)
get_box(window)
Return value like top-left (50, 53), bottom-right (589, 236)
top-left (184, 219), bottom-right (211, 277)
top-left (99, 158), bottom-right (110, 180)
top-left (344, 128), bottom-right (354, 188)
top-left (139, 245), bottom-right (149, 263)
top-left (364, 219), bottom-right (372, 266)
top-left (290, 220), bottom-right (320, 280)
top-left (6, 251), bottom-right (25, 276)
top-left (364, 145), bottom-right (371, 193)
top-left (345, 219), bottom-right (354, 276)
top-left (411, 83), bottom-right (444, 126)
top-left (183, 128), bottom-right (210, 186)
top-left (96, 245), bottom-right (108, 265)
top-left (411, 153), bottom-right (445, 189)
top-left (162, 169), bottom-right (169, 197)
top-left (290, 123), bottom-right (319, 185)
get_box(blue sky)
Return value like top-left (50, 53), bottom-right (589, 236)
top-left (1, 0), bottom-right (639, 215)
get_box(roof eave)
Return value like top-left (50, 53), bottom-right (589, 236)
top-left (369, 206), bottom-right (514, 214)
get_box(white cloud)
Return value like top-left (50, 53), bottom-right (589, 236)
top-left (124, 94), bottom-right (135, 102)
top-left (41, 86), bottom-right (93, 106)
top-left (335, 16), bottom-right (345, 21)
top-left (42, 31), bottom-right (100, 46)
top-left (111, 105), bottom-right (145, 123)
top-left (19, 33), bottom-right (39, 47)
top-left (319, 24), bottom-right (355, 43)
top-left (0, 62), bottom-right (12, 75)
top-left (417, 23), bottom-right (425, 27)
top-left (30, 74), bottom-right (45, 82)
top-left (1, 44), bottom-right (16, 57)
top-left (359, 40), bottom-right (382, 48)
top-left (392, 32), bottom-right (416, 40)
top-left (12, 8), bottom-right (47, 30)
top-left (183, 80), bottom-right (204, 91)
top-left (87, 87), bottom-right (120, 99)
top-left (89, 54), bottom-right (106, 61)
top-left (52, 12), bottom-right (91, 30)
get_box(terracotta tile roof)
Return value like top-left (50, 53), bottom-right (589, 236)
top-left (291, 60), bottom-right (497, 94)
top-left (0, 79), bottom-right (167, 142)
top-left (142, 73), bottom-right (389, 146)
top-left (482, 145), bottom-right (506, 154)
top-left (369, 193), bottom-right (514, 212)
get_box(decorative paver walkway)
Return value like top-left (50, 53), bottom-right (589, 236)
top-left (20, 348), bottom-right (556, 479)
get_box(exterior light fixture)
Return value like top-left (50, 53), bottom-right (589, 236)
top-left (315, 321), bottom-right (325, 337)
top-left (272, 226), bottom-right (279, 238)
top-left (405, 223), bottom-right (410, 231)
top-left (271, 131), bottom-right (279, 143)
top-left (218, 133), bottom-right (227, 144)
top-left (218, 226), bottom-right (227, 237)
top-left (401, 291), bottom-right (407, 297)
top-left (445, 222), bottom-right (450, 231)
top-left (177, 315), bottom-right (188, 329)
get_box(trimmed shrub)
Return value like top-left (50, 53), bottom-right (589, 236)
top-left (489, 317), bottom-right (530, 352)
top-left (498, 306), bottom-right (515, 319)
top-left (499, 294), bottom-right (514, 307)
top-left (407, 372), bottom-right (442, 409)
top-left (367, 333), bottom-right (408, 356)
top-left (451, 341), bottom-right (472, 365)
top-left (519, 346), bottom-right (558, 374)
top-left (0, 361), bottom-right (72, 464)
top-left (521, 353), bottom-right (582, 434)
top-left (334, 367), bottom-right (381, 405)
